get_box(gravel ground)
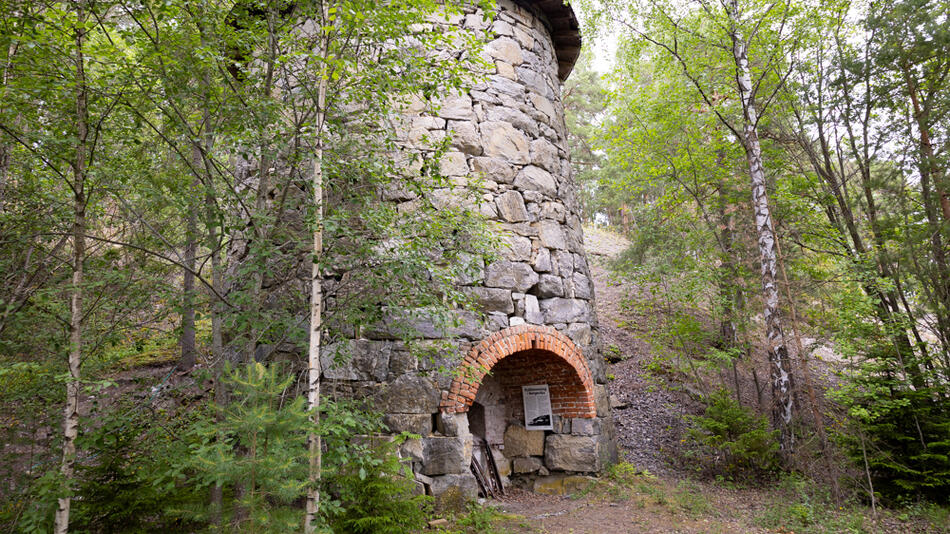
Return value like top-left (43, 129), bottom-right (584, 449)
top-left (585, 226), bottom-right (699, 476)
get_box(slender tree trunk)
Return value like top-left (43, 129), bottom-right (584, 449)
top-left (728, 4), bottom-right (795, 453)
top-left (181, 190), bottom-right (198, 370)
top-left (775, 237), bottom-right (841, 500)
top-left (904, 67), bottom-right (950, 362)
top-left (201, 145), bottom-right (226, 523)
top-left (0, 26), bottom-right (18, 213)
top-left (904, 69), bottom-right (950, 221)
top-left (799, 115), bottom-right (925, 389)
top-left (54, 4), bottom-right (88, 531)
top-left (190, 14), bottom-right (226, 515)
top-left (305, 6), bottom-right (330, 530)
top-left (825, 43), bottom-right (933, 381)
top-left (716, 183), bottom-right (743, 404)
top-left (860, 431), bottom-right (876, 517)
top-left (207, 221), bottom-right (224, 524)
top-left (243, 7), bottom-right (281, 365)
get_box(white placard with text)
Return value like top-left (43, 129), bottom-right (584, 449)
top-left (522, 384), bottom-right (553, 431)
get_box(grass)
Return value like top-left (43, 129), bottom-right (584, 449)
top-left (514, 464), bottom-right (948, 533)
top-left (905, 502), bottom-right (950, 528)
top-left (671, 480), bottom-right (712, 518)
top-left (96, 319), bottom-right (212, 372)
top-left (757, 500), bottom-right (869, 534)
top-left (572, 461), bottom-right (712, 517)
top-left (754, 474), bottom-right (950, 534)
top-left (435, 503), bottom-right (527, 534)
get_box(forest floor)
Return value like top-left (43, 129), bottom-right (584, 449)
top-left (450, 225), bottom-right (950, 534)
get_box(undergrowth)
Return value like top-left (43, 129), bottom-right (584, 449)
top-left (574, 462), bottom-right (712, 518)
top-left (437, 503), bottom-right (524, 534)
top-left (756, 473), bottom-right (950, 534)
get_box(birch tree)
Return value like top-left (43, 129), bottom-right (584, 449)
top-left (294, 1), bottom-right (492, 527)
top-left (304, 3), bottom-right (330, 528)
top-left (54, 3), bottom-right (89, 529)
top-left (0, 1), bottom-right (129, 530)
top-left (581, 0), bottom-right (814, 451)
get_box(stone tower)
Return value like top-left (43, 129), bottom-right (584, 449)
top-left (320, 0), bottom-right (617, 503)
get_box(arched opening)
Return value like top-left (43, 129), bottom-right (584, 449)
top-left (441, 325), bottom-right (598, 488)
top-left (441, 324), bottom-right (596, 418)
top-left (491, 348), bottom-right (593, 423)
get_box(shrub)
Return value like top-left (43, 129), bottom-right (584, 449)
top-left (6, 363), bottom-right (436, 533)
top-left (684, 389), bottom-right (780, 478)
top-left (833, 382), bottom-right (950, 505)
top-left (71, 402), bottom-right (206, 533)
top-left (321, 401), bottom-right (432, 534)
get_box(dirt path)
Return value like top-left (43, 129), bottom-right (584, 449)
top-left (585, 226), bottom-right (694, 477)
top-left (492, 481), bottom-right (769, 534)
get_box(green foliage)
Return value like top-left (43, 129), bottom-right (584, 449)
top-left (831, 378), bottom-right (950, 505)
top-left (756, 474), bottom-right (869, 534)
top-left (604, 343), bottom-right (623, 361)
top-left (562, 50), bottom-right (611, 221)
top-left (4, 362), bottom-right (444, 533)
top-left (684, 389), bottom-right (780, 478)
top-left (573, 461), bottom-right (660, 503)
top-left (185, 363), bottom-right (312, 532)
top-left (901, 502), bottom-right (950, 530)
top-left (670, 480), bottom-right (712, 518)
top-left (320, 401), bottom-right (432, 534)
top-left (439, 503), bottom-right (519, 534)
top-left (7, 468), bottom-right (63, 534)
top-left (829, 271), bottom-right (950, 504)
top-left (1, 0), bottom-right (495, 531)
top-left (3, 396), bottom-right (206, 534)
top-left (576, 0), bottom-right (950, 507)
top-left (70, 401), bottom-right (206, 533)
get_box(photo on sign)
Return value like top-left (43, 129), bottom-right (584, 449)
top-left (522, 384), bottom-right (553, 431)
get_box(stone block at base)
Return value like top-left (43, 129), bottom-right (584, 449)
top-left (383, 413), bottom-right (432, 435)
top-left (429, 473), bottom-right (479, 513)
top-left (512, 456), bottom-right (543, 473)
top-left (503, 424), bottom-right (544, 457)
top-left (421, 436), bottom-right (471, 476)
top-left (531, 474), bottom-right (594, 495)
top-left (544, 434), bottom-right (607, 472)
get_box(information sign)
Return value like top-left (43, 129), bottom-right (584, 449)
top-left (522, 384), bottom-right (553, 431)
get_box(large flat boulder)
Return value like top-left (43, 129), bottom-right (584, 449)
top-left (513, 456), bottom-right (543, 473)
top-left (420, 436), bottom-right (471, 476)
top-left (429, 473), bottom-right (479, 513)
top-left (504, 424), bottom-right (544, 457)
top-left (383, 413), bottom-right (432, 435)
top-left (321, 340), bottom-right (391, 382)
top-left (485, 260), bottom-right (539, 293)
top-left (544, 434), bottom-right (607, 472)
top-left (539, 297), bottom-right (590, 323)
top-left (377, 374), bottom-right (441, 414)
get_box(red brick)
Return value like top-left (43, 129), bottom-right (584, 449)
top-left (441, 325), bottom-right (597, 416)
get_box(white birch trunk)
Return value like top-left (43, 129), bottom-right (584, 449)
top-left (305, 5), bottom-right (330, 530)
top-left (54, 4), bottom-right (88, 531)
top-left (728, 0), bottom-right (795, 453)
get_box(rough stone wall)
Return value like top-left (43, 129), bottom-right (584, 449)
top-left (321, 0), bottom-right (616, 505)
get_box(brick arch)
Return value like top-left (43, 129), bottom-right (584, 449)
top-left (441, 324), bottom-right (596, 418)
